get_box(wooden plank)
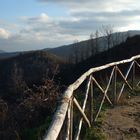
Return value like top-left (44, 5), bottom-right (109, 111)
top-left (70, 99), bottom-right (73, 140)
top-left (94, 67), bottom-right (115, 121)
top-left (74, 76), bottom-right (91, 140)
top-left (137, 81), bottom-right (140, 86)
top-left (135, 60), bottom-right (140, 68)
top-left (91, 76), bottom-right (113, 105)
top-left (73, 98), bottom-right (91, 128)
top-left (132, 62), bottom-right (135, 91)
top-left (43, 87), bottom-right (73, 140)
top-left (90, 79), bottom-right (94, 124)
top-left (105, 67), bottom-right (115, 92)
top-left (135, 60), bottom-right (140, 87)
top-left (113, 66), bottom-right (117, 104)
top-left (65, 101), bottom-right (71, 140)
top-left (116, 66), bottom-right (132, 90)
top-left (117, 61), bottom-right (134, 102)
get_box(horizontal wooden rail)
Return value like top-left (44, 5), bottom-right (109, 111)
top-left (43, 55), bottom-right (140, 140)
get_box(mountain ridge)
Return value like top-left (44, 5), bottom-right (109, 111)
top-left (0, 30), bottom-right (140, 60)
top-left (45, 30), bottom-right (140, 58)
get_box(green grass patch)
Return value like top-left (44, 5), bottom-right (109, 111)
top-left (84, 127), bottom-right (107, 140)
top-left (84, 110), bottom-right (107, 140)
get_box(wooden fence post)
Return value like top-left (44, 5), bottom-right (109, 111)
top-left (74, 76), bottom-right (91, 140)
top-left (113, 66), bottom-right (117, 105)
top-left (132, 61), bottom-right (135, 92)
top-left (70, 98), bottom-right (73, 140)
top-left (65, 101), bottom-right (71, 140)
top-left (90, 79), bottom-right (94, 124)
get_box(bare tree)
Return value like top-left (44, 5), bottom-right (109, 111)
top-left (101, 25), bottom-right (114, 50)
top-left (125, 31), bottom-right (130, 40)
top-left (112, 32), bottom-right (121, 47)
top-left (90, 33), bottom-right (95, 56)
top-left (111, 30), bottom-right (128, 48)
top-left (95, 30), bottom-right (99, 54)
top-left (79, 46), bottom-right (85, 62)
top-left (73, 39), bottom-right (79, 64)
top-left (85, 42), bottom-right (90, 59)
top-left (89, 30), bottom-right (100, 57)
top-left (68, 53), bottom-right (75, 64)
top-left (8, 62), bottom-right (27, 94)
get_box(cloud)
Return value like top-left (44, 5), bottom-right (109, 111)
top-left (0, 15), bottom-right (78, 52)
top-left (71, 10), bottom-right (140, 19)
top-left (38, 0), bottom-right (140, 12)
top-left (0, 28), bottom-right (11, 39)
top-left (0, 0), bottom-right (140, 52)
top-left (35, 0), bottom-right (140, 33)
top-left (21, 13), bottom-right (49, 24)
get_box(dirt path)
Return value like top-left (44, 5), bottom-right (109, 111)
top-left (102, 96), bottom-right (140, 140)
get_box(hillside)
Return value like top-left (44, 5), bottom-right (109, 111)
top-left (0, 51), bottom-right (70, 140)
top-left (72, 35), bottom-right (140, 79)
top-left (46, 30), bottom-right (140, 59)
top-left (1, 30), bottom-right (140, 60)
top-left (0, 51), bottom-right (66, 94)
top-left (1, 35), bottom-right (140, 102)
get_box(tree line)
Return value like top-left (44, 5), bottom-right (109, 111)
top-left (69, 25), bottom-right (130, 64)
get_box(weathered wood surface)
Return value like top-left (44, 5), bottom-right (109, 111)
top-left (74, 76), bottom-right (91, 140)
top-left (43, 55), bottom-right (140, 140)
top-left (117, 61), bottom-right (134, 102)
top-left (91, 76), bottom-right (112, 105)
top-left (65, 100), bottom-right (71, 140)
top-left (73, 98), bottom-right (91, 127)
top-left (94, 67), bottom-right (115, 121)
top-left (116, 66), bottom-right (132, 90)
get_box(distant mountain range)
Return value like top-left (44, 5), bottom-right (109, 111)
top-left (0, 30), bottom-right (140, 59)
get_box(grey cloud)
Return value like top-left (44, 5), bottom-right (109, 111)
top-left (37, 0), bottom-right (140, 15)
top-left (37, 0), bottom-right (108, 11)
top-left (57, 17), bottom-right (129, 35)
top-left (72, 10), bottom-right (140, 18)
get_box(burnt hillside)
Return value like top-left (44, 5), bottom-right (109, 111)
top-left (72, 35), bottom-right (140, 79)
top-left (0, 51), bottom-right (73, 140)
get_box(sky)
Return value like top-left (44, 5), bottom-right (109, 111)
top-left (0, 0), bottom-right (140, 52)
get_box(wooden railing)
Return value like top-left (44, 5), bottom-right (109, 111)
top-left (43, 55), bottom-right (140, 140)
